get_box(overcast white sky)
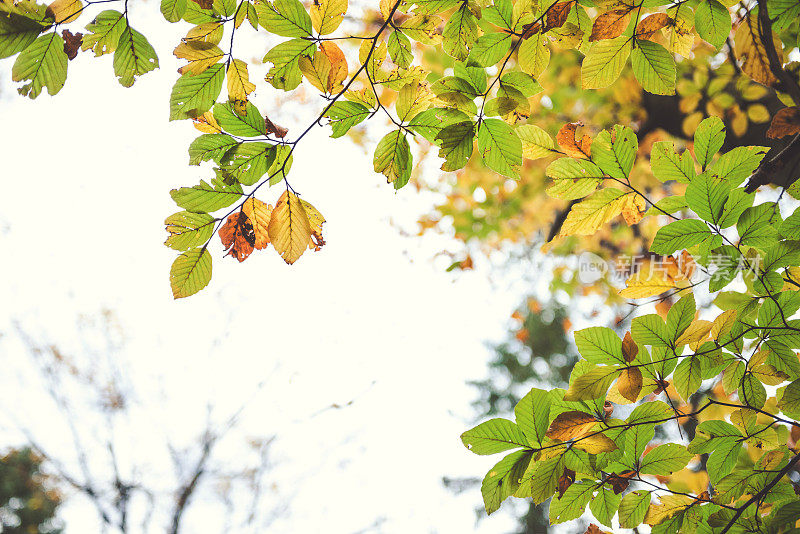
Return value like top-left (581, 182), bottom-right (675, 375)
top-left (0, 9), bottom-right (537, 533)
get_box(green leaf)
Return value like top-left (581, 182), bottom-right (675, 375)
top-left (673, 356), bottom-right (702, 400)
top-left (514, 388), bottom-right (551, 447)
top-left (113, 27), bottom-right (159, 87)
top-left (170, 248), bottom-right (212, 298)
top-left (188, 133), bottom-right (239, 165)
top-left (408, 108), bottom-right (469, 143)
top-left (564, 365), bottom-right (620, 401)
top-left (263, 38), bottom-right (315, 90)
top-left (651, 219), bottom-right (712, 255)
top-left (581, 35), bottom-right (631, 90)
top-left (590, 486), bottom-right (622, 527)
top-left (550, 482), bottom-right (595, 523)
top-left (518, 31), bottom-right (550, 78)
top-left (591, 125), bottom-right (637, 181)
top-left (169, 62), bottom-right (225, 120)
top-left (213, 101), bottom-right (266, 136)
top-left (12, 32), bottom-right (67, 98)
top-left (707, 439), bottom-right (742, 484)
top-left (667, 293), bottom-right (695, 341)
top-left (639, 444), bottom-right (692, 475)
top-left (740, 372), bottom-right (766, 408)
top-left (461, 418), bottom-right (530, 455)
top-left (695, 0), bottom-right (731, 48)
top-left (499, 72), bottom-right (542, 98)
top-left (82, 10), bottom-right (127, 56)
top-left (516, 124), bottom-right (557, 160)
top-left (435, 121), bottom-right (475, 172)
top-left (717, 188), bottom-right (754, 228)
top-left (707, 146), bottom-right (768, 187)
top-left (529, 455), bottom-right (564, 504)
top-left (631, 314), bottom-right (670, 347)
top-left (738, 203), bottom-right (782, 249)
top-left (255, 0), bottom-right (312, 37)
top-left (468, 32), bottom-right (512, 67)
top-left (170, 177), bottom-right (243, 211)
top-left (481, 450), bottom-right (534, 514)
top-left (165, 211), bottom-right (216, 250)
top-left (650, 141), bottom-right (696, 183)
top-left (477, 118), bottom-right (522, 178)
top-left (373, 130), bottom-right (412, 189)
top-left (574, 327), bottom-right (624, 364)
top-left (387, 30), bottom-right (413, 68)
top-left (161, 0), bottom-right (187, 22)
top-left (618, 490), bottom-right (651, 528)
top-left (545, 158), bottom-right (603, 199)
top-left (0, 11), bottom-right (44, 59)
top-left (631, 39), bottom-right (676, 95)
top-left (686, 173), bottom-right (731, 224)
top-left (442, 4), bottom-right (478, 60)
top-left (646, 196), bottom-right (688, 217)
top-left (219, 142), bottom-right (276, 185)
top-left (325, 101), bottom-right (371, 138)
top-left (694, 116), bottom-right (725, 169)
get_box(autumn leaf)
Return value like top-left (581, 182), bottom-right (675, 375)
top-left (556, 122), bottom-right (592, 159)
top-left (267, 190), bottom-right (311, 264)
top-left (767, 107), bottom-right (800, 139)
top-left (188, 0), bottom-right (213, 9)
top-left (546, 411), bottom-right (597, 441)
top-left (321, 41), bottom-right (347, 93)
top-left (219, 212), bottom-right (256, 262)
top-left (557, 467), bottom-right (575, 498)
top-left (544, 2), bottom-right (574, 33)
top-left (617, 367), bottom-right (643, 402)
top-left (265, 115), bottom-right (289, 138)
top-left (636, 13), bottom-right (670, 40)
top-left (242, 197), bottom-right (273, 249)
top-left (55, 30), bottom-right (82, 62)
top-left (227, 59), bottom-right (256, 112)
top-left (300, 198), bottom-right (326, 250)
top-left (589, 7), bottom-right (633, 42)
top-left (621, 331), bottom-right (638, 362)
top-left (621, 194), bottom-right (646, 225)
top-left (734, 14), bottom-right (783, 87)
top-left (193, 111), bottom-right (223, 133)
top-left (46, 0), bottom-right (82, 23)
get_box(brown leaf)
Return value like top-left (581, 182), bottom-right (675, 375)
top-left (606, 470), bottom-right (635, 494)
top-left (603, 401), bottom-right (614, 419)
top-left (544, 1), bottom-right (574, 33)
top-left (617, 367), bottom-right (643, 402)
top-left (219, 212), bottom-right (255, 262)
top-left (62, 30), bottom-right (82, 60)
top-left (767, 106), bottom-right (800, 139)
top-left (622, 331), bottom-right (638, 362)
top-left (521, 22), bottom-right (542, 38)
top-left (585, 525), bottom-right (612, 534)
top-left (556, 122), bottom-right (592, 159)
top-left (557, 467), bottom-right (576, 498)
top-left (636, 13), bottom-right (671, 40)
top-left (265, 115), bottom-right (289, 138)
top-left (653, 378), bottom-right (670, 395)
top-left (546, 410), bottom-right (597, 441)
top-left (590, 7), bottom-right (633, 41)
top-left (188, 0), bottom-right (213, 9)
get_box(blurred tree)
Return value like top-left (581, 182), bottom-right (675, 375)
top-left (0, 447), bottom-right (64, 534)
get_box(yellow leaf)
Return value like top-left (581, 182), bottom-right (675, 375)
top-left (299, 50), bottom-right (332, 93)
top-left (711, 309), bottom-right (737, 340)
top-left (396, 81), bottom-right (434, 122)
top-left (617, 367), bottom-right (643, 402)
top-left (174, 42), bottom-right (225, 75)
top-left (185, 23), bottom-right (224, 44)
top-left (619, 261), bottom-right (680, 298)
top-left (621, 193), bottom-right (646, 225)
top-left (267, 191), bottom-right (312, 264)
top-left (662, 4), bottom-right (694, 58)
top-left (545, 410), bottom-right (598, 440)
top-left (242, 197), bottom-right (273, 250)
top-left (675, 320), bottom-right (713, 346)
top-left (193, 111), bottom-right (223, 133)
top-left (311, 0), bottom-right (347, 35)
top-left (559, 189), bottom-right (630, 236)
top-left (645, 494), bottom-right (694, 525)
top-left (321, 41), bottom-right (347, 93)
top-left (299, 198), bottom-right (326, 250)
top-left (227, 59), bottom-right (256, 110)
top-left (734, 14), bottom-right (784, 86)
top-left (46, 0), bottom-right (82, 23)
top-left (573, 432), bottom-right (618, 454)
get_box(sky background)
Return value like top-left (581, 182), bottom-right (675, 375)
top-left (0, 7), bottom-right (542, 532)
